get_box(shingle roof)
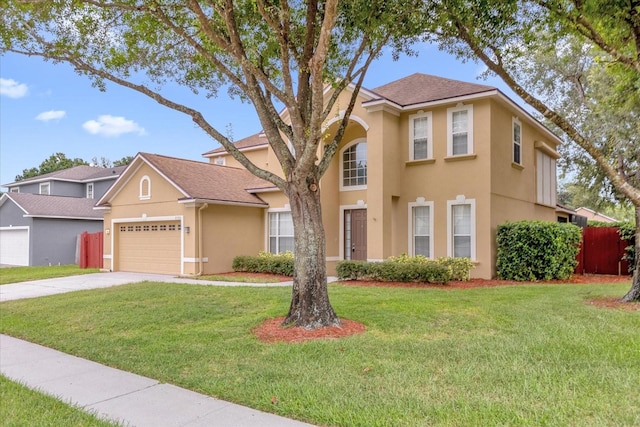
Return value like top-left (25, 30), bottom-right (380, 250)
top-left (1, 193), bottom-right (103, 219)
top-left (203, 132), bottom-right (268, 156)
top-left (368, 73), bottom-right (496, 107)
top-left (4, 165), bottom-right (125, 187)
top-left (139, 153), bottom-right (269, 205)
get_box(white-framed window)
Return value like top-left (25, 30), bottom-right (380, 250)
top-left (139, 175), bottom-right (151, 200)
top-left (408, 199), bottom-right (434, 257)
top-left (409, 111), bottom-right (433, 160)
top-left (340, 139), bottom-right (367, 190)
top-left (39, 182), bottom-right (50, 195)
top-left (86, 183), bottom-right (94, 199)
top-left (512, 117), bottom-right (522, 165)
top-left (213, 157), bottom-right (225, 166)
top-left (536, 150), bottom-right (557, 206)
top-left (447, 104), bottom-right (473, 156)
top-left (268, 210), bottom-right (294, 254)
top-left (9, 187), bottom-right (19, 193)
top-left (447, 196), bottom-right (476, 260)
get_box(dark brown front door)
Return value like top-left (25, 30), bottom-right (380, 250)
top-left (345, 209), bottom-right (367, 260)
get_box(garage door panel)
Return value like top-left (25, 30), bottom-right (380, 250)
top-left (0, 228), bottom-right (29, 266)
top-left (117, 221), bottom-right (180, 274)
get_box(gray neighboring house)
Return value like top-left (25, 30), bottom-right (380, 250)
top-left (0, 165), bottom-right (125, 266)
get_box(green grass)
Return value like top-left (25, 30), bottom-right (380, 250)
top-left (0, 375), bottom-right (120, 426)
top-left (0, 265), bottom-right (99, 285)
top-left (1, 281), bottom-right (638, 426)
top-left (197, 274), bottom-right (282, 283)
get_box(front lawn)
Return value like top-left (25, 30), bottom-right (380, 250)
top-left (0, 265), bottom-right (99, 285)
top-left (1, 281), bottom-right (638, 426)
top-left (0, 375), bottom-right (120, 426)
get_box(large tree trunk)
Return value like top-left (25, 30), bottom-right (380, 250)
top-left (621, 205), bottom-right (640, 302)
top-left (283, 179), bottom-right (340, 329)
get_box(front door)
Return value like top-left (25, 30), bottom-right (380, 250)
top-left (345, 209), bottom-right (367, 260)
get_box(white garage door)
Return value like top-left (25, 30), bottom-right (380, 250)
top-left (116, 221), bottom-right (181, 274)
top-left (0, 227), bottom-right (29, 266)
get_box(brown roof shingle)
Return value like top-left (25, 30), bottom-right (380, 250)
top-left (2, 193), bottom-right (103, 219)
top-left (202, 132), bottom-right (267, 156)
top-left (140, 153), bottom-right (268, 205)
top-left (369, 73), bottom-right (496, 107)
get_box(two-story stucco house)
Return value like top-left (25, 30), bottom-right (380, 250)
top-left (0, 165), bottom-right (125, 266)
top-left (97, 73), bottom-right (561, 279)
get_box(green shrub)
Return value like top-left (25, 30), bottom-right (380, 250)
top-left (436, 257), bottom-right (475, 281)
top-left (496, 221), bottom-right (582, 281)
top-left (232, 251), bottom-right (294, 276)
top-left (336, 256), bottom-right (456, 284)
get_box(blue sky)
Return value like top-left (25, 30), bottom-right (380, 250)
top-left (0, 42), bottom-right (518, 186)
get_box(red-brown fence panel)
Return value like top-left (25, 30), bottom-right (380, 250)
top-left (79, 231), bottom-right (104, 269)
top-left (575, 227), bottom-right (629, 275)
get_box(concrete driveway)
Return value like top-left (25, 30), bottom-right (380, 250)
top-left (0, 271), bottom-right (293, 302)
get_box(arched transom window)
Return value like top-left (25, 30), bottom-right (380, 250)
top-left (341, 140), bottom-right (367, 190)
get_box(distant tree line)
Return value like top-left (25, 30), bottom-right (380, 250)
top-left (15, 152), bottom-right (134, 181)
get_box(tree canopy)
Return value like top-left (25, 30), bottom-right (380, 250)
top-left (2, 0), bottom-right (425, 327)
top-left (15, 153), bottom-right (134, 181)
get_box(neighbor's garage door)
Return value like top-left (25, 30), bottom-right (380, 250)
top-left (0, 228), bottom-right (29, 266)
top-left (116, 221), bottom-right (181, 274)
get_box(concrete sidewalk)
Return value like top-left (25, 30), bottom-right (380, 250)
top-left (0, 271), bottom-right (293, 302)
top-left (0, 272), bottom-right (316, 426)
top-left (1, 335), bottom-right (313, 426)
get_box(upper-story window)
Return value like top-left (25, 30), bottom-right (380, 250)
top-left (513, 117), bottom-right (522, 165)
top-left (341, 139), bottom-right (367, 190)
top-left (213, 157), bottom-right (225, 166)
top-left (39, 182), bottom-right (50, 195)
top-left (536, 150), bottom-right (557, 207)
top-left (447, 104), bottom-right (474, 156)
top-left (86, 183), bottom-right (94, 199)
top-left (409, 111), bottom-right (433, 160)
top-left (139, 175), bottom-right (151, 200)
top-left (9, 187), bottom-right (19, 193)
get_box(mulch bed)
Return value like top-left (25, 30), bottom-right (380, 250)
top-left (231, 273), bottom-right (637, 343)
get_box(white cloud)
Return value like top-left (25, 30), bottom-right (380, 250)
top-left (0, 78), bottom-right (29, 98)
top-left (82, 115), bottom-right (147, 137)
top-left (35, 110), bottom-right (67, 121)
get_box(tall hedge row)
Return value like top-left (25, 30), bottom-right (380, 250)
top-left (496, 221), bottom-right (581, 281)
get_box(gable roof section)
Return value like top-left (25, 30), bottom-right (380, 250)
top-left (0, 193), bottom-right (103, 220)
top-left (203, 132), bottom-right (268, 157)
top-left (97, 153), bottom-right (269, 207)
top-left (3, 165), bottom-right (126, 188)
top-left (368, 73), bottom-right (496, 107)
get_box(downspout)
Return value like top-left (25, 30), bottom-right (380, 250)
top-left (197, 203), bottom-right (208, 275)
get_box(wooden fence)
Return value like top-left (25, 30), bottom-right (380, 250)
top-left (575, 226), bottom-right (630, 275)
top-left (79, 231), bottom-right (103, 269)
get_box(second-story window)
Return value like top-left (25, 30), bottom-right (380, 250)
top-left (447, 104), bottom-right (474, 156)
top-left (513, 117), bottom-right (522, 165)
top-left (409, 112), bottom-right (433, 160)
top-left (213, 157), bottom-right (225, 166)
top-left (86, 183), bottom-right (94, 199)
top-left (39, 182), bottom-right (50, 195)
top-left (9, 187), bottom-right (19, 193)
top-left (341, 140), bottom-right (367, 190)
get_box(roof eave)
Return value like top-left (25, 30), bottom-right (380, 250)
top-left (178, 198), bottom-right (267, 208)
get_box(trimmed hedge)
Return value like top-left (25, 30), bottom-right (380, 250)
top-left (232, 251), bottom-right (294, 276)
top-left (496, 221), bottom-right (581, 281)
top-left (336, 255), bottom-right (475, 284)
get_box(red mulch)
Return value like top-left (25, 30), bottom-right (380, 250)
top-left (254, 317), bottom-right (367, 343)
top-left (243, 273), bottom-right (636, 343)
